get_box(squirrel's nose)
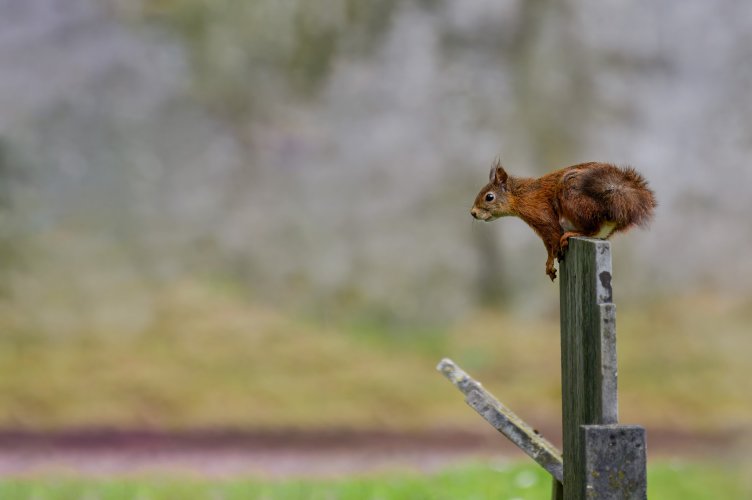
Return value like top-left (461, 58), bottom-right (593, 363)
top-left (470, 208), bottom-right (479, 219)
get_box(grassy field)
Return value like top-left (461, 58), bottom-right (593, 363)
top-left (0, 282), bottom-right (750, 432)
top-left (0, 462), bottom-right (748, 500)
top-left (0, 283), bottom-right (750, 498)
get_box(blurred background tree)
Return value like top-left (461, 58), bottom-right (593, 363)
top-left (0, 0), bottom-right (751, 434)
top-left (2, 0), bottom-right (751, 324)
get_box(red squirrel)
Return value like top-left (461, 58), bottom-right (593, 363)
top-left (471, 160), bottom-right (656, 281)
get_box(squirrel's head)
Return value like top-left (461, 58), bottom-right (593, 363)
top-left (471, 161), bottom-right (513, 221)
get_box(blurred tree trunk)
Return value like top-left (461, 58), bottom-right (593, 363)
top-left (0, 139), bottom-right (17, 298)
top-left (508, 0), bottom-right (591, 172)
top-left (473, 226), bottom-right (508, 305)
top-left (471, 0), bottom-right (593, 303)
top-left (470, 0), bottom-right (560, 304)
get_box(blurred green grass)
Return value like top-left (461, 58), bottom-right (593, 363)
top-left (0, 282), bottom-right (750, 431)
top-left (0, 461), bottom-right (749, 499)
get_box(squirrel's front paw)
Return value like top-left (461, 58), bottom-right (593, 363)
top-left (546, 265), bottom-right (557, 281)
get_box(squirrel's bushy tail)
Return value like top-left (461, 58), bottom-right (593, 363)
top-left (582, 165), bottom-right (657, 228)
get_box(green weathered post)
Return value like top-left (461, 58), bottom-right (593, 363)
top-left (559, 238), bottom-right (646, 499)
top-left (437, 237), bottom-right (646, 499)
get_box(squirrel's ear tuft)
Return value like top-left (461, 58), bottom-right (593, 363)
top-left (490, 159), bottom-right (508, 185)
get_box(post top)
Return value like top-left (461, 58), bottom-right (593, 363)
top-left (566, 238), bottom-right (613, 305)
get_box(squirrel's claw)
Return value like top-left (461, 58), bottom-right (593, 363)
top-left (546, 253), bottom-right (558, 281)
top-left (546, 264), bottom-right (557, 281)
top-left (559, 231), bottom-right (583, 253)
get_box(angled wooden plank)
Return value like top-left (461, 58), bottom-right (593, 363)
top-left (437, 358), bottom-right (563, 482)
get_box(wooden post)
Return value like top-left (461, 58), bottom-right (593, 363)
top-left (560, 238), bottom-right (646, 499)
top-left (436, 237), bottom-right (646, 499)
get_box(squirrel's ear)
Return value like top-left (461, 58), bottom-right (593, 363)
top-left (490, 160), bottom-right (508, 185)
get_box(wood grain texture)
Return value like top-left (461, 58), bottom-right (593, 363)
top-left (436, 237), bottom-right (646, 499)
top-left (560, 238), bottom-right (646, 499)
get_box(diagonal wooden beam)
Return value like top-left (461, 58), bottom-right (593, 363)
top-left (437, 358), bottom-right (564, 483)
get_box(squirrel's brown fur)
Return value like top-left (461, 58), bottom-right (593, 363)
top-left (471, 160), bottom-right (656, 281)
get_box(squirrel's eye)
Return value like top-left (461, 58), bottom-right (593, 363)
top-left (485, 193), bottom-right (495, 202)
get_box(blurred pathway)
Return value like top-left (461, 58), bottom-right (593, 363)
top-left (0, 427), bottom-right (740, 478)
